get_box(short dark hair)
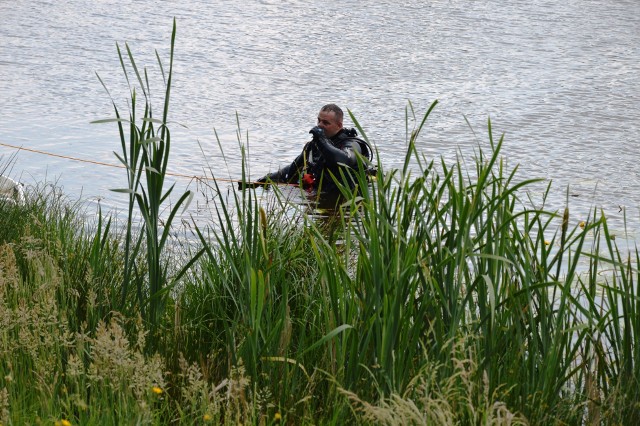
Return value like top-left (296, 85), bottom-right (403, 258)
top-left (320, 104), bottom-right (343, 123)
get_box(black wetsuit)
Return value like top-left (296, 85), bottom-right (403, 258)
top-left (260, 128), bottom-right (372, 191)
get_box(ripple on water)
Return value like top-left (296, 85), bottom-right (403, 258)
top-left (0, 0), bottom-right (639, 234)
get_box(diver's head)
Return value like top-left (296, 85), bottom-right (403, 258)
top-left (317, 104), bottom-right (343, 138)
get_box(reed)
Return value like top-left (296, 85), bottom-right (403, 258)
top-left (93, 19), bottom-right (198, 346)
top-left (284, 101), bottom-right (636, 423)
top-left (3, 110), bottom-right (639, 424)
top-left (586, 214), bottom-right (640, 422)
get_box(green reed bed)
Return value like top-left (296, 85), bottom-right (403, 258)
top-left (1, 23), bottom-right (640, 425)
top-left (1, 119), bottom-right (639, 424)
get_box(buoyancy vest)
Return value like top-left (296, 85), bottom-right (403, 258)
top-left (332, 129), bottom-right (377, 178)
top-left (261, 128), bottom-right (376, 188)
top-left (306, 128), bottom-right (376, 190)
top-left (333, 128), bottom-right (373, 162)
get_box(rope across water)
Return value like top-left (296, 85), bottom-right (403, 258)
top-left (0, 141), bottom-right (269, 186)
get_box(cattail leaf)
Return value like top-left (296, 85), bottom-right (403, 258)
top-left (181, 190), bottom-right (194, 213)
top-left (140, 136), bottom-right (162, 145)
top-left (110, 188), bottom-right (136, 194)
top-left (112, 152), bottom-right (134, 170)
top-left (301, 324), bottom-right (353, 356)
top-left (91, 118), bottom-right (130, 124)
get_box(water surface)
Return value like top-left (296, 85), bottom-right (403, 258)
top-left (1, 0), bottom-right (639, 236)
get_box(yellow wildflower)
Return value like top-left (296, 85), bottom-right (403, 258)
top-left (203, 413), bottom-right (212, 422)
top-left (274, 412), bottom-right (282, 422)
top-left (544, 240), bottom-right (551, 245)
top-left (55, 420), bottom-right (72, 426)
top-left (151, 386), bottom-right (163, 395)
top-left (579, 221), bottom-right (585, 228)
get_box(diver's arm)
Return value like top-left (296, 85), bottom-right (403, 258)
top-left (258, 149), bottom-right (306, 184)
top-left (313, 134), bottom-right (362, 168)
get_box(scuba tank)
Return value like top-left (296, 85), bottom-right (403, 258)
top-left (341, 128), bottom-right (377, 178)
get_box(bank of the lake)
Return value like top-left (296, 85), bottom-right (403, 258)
top-left (1, 120), bottom-right (638, 424)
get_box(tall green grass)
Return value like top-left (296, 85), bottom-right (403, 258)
top-left (2, 112), bottom-right (639, 424)
top-left (93, 19), bottom-right (198, 343)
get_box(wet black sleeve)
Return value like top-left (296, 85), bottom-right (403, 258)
top-left (259, 145), bottom-right (308, 183)
top-left (314, 136), bottom-right (362, 168)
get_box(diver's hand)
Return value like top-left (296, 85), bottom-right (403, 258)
top-left (309, 126), bottom-right (324, 139)
top-left (237, 176), bottom-right (268, 190)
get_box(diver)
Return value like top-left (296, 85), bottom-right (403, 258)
top-left (252, 104), bottom-right (374, 192)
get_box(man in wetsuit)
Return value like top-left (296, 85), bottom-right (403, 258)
top-left (256, 104), bottom-right (372, 191)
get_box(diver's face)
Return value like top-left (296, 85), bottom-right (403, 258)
top-left (317, 110), bottom-right (342, 138)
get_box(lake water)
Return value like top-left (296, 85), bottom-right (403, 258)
top-left (1, 0), bottom-right (640, 238)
